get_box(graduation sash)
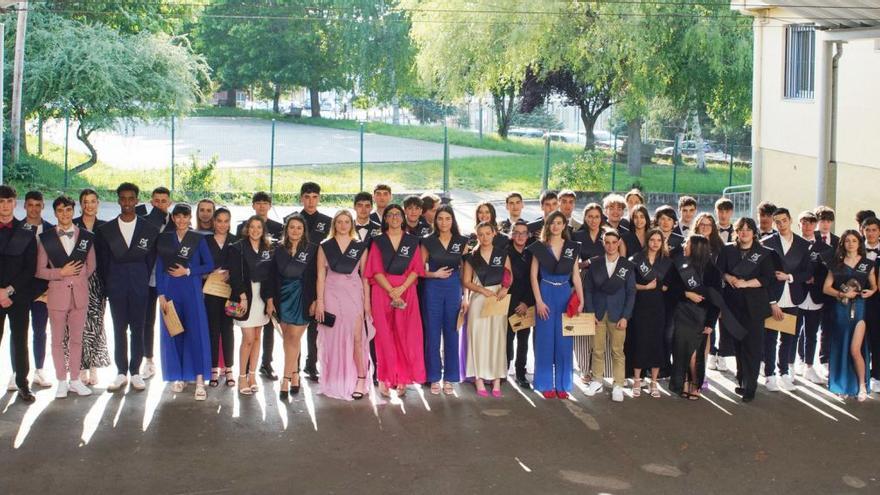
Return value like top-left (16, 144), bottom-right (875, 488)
top-left (527, 240), bottom-right (579, 275)
top-left (422, 234), bottom-right (467, 269)
top-left (832, 259), bottom-right (874, 289)
top-left (731, 246), bottom-right (768, 279)
top-left (100, 219), bottom-right (157, 261)
top-left (572, 229), bottom-right (604, 261)
top-left (631, 252), bottom-right (671, 285)
top-left (40, 229), bottom-right (94, 268)
top-left (468, 245), bottom-right (507, 287)
top-left (1, 223), bottom-right (36, 257)
top-left (677, 255), bottom-right (748, 340)
top-left (674, 255), bottom-right (704, 291)
top-left (376, 233), bottom-right (419, 275)
top-left (157, 230), bottom-right (202, 269)
top-left (241, 243), bottom-right (274, 283)
top-left (276, 242), bottom-right (317, 279)
top-left (323, 238), bottom-right (366, 275)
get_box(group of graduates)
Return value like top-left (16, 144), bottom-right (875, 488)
top-left (0, 181), bottom-right (877, 407)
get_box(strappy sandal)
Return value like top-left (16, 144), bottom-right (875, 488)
top-left (194, 383), bottom-right (207, 401)
top-left (649, 383), bottom-right (661, 398)
top-left (396, 384), bottom-right (406, 397)
top-left (430, 382), bottom-right (441, 395)
top-left (632, 379), bottom-right (641, 398)
top-left (238, 374), bottom-right (252, 395)
top-left (352, 376), bottom-right (367, 400)
top-left (224, 368), bottom-right (236, 387)
top-left (209, 369), bottom-right (220, 388)
top-left (249, 370), bottom-right (259, 393)
top-left (687, 383), bottom-right (701, 401)
top-left (443, 382), bottom-right (455, 395)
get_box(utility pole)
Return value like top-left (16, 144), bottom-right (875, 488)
top-left (0, 1), bottom-right (19, 183)
top-left (10, 1), bottom-right (28, 165)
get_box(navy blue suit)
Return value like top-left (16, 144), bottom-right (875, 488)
top-left (584, 256), bottom-right (636, 322)
top-left (0, 218), bottom-right (38, 392)
top-left (11, 220), bottom-right (53, 374)
top-left (97, 217), bottom-right (159, 376)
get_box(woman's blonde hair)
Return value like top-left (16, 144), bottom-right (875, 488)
top-left (328, 209), bottom-right (357, 240)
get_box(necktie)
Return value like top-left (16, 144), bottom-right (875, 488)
top-left (823, 235), bottom-right (829, 244)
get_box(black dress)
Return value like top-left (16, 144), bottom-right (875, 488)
top-left (627, 252), bottom-right (673, 371)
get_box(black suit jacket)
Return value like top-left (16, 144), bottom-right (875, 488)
top-left (761, 233), bottom-right (812, 306)
top-left (0, 218), bottom-right (38, 304)
top-left (507, 244), bottom-right (535, 309)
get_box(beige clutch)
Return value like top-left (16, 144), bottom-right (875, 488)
top-left (162, 300), bottom-right (185, 337)
top-left (508, 306), bottom-right (536, 332)
top-left (562, 313), bottom-right (596, 336)
top-left (203, 271), bottom-right (232, 299)
top-left (765, 313), bottom-right (797, 335)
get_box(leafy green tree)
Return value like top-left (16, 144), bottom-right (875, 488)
top-left (40, 0), bottom-right (195, 34)
top-left (22, 12), bottom-right (209, 173)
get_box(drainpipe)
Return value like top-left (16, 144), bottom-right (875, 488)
top-left (749, 12), bottom-right (767, 213)
top-left (815, 39), bottom-right (842, 207)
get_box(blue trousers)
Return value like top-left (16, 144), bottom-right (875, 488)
top-left (424, 276), bottom-right (462, 383)
top-left (9, 300), bottom-right (48, 371)
top-left (109, 289), bottom-right (147, 376)
top-left (533, 279), bottom-right (573, 392)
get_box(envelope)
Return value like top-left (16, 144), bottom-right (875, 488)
top-left (561, 312), bottom-right (596, 337)
top-left (481, 293), bottom-right (511, 318)
top-left (203, 271), bottom-right (232, 299)
top-left (162, 300), bottom-right (185, 337)
top-left (765, 313), bottom-right (797, 335)
top-left (508, 306), bottom-right (536, 332)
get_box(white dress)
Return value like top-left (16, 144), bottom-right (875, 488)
top-left (235, 281), bottom-right (270, 327)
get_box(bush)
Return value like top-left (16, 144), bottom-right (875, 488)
top-left (178, 154), bottom-right (217, 195)
top-left (550, 150), bottom-right (606, 191)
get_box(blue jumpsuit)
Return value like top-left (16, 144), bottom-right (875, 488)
top-left (424, 260), bottom-right (462, 383)
top-left (533, 270), bottom-right (573, 393)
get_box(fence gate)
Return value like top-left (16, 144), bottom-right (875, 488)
top-left (722, 184), bottom-right (752, 220)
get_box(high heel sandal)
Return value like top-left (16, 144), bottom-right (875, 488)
top-left (209, 368), bottom-right (220, 388)
top-left (650, 382), bottom-right (661, 398)
top-left (224, 368), bottom-right (236, 387)
top-left (279, 376), bottom-right (291, 401)
top-left (290, 371), bottom-right (301, 395)
top-left (249, 370), bottom-right (259, 393)
top-left (352, 376), bottom-right (367, 400)
top-left (632, 378), bottom-right (642, 398)
top-left (238, 374), bottom-right (252, 395)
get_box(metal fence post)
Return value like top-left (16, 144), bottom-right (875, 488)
top-left (728, 139), bottom-right (734, 187)
top-left (359, 122), bottom-right (365, 191)
top-left (672, 136), bottom-right (679, 193)
top-left (443, 124), bottom-right (450, 195)
top-left (611, 132), bottom-right (618, 191)
top-left (170, 115), bottom-right (176, 191)
top-left (270, 118), bottom-right (276, 195)
top-left (478, 101), bottom-right (483, 140)
top-left (63, 108), bottom-right (70, 188)
top-left (542, 130), bottom-right (550, 191)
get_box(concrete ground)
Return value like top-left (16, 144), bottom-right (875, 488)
top-left (39, 117), bottom-right (514, 170)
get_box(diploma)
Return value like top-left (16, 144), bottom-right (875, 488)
top-left (765, 313), bottom-right (797, 335)
top-left (161, 300), bottom-right (185, 337)
top-left (508, 306), bottom-right (536, 332)
top-left (481, 293), bottom-right (511, 318)
top-left (561, 313), bottom-right (596, 337)
top-left (203, 271), bottom-right (232, 299)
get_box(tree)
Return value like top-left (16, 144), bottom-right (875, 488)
top-left (23, 12), bottom-right (209, 173)
top-left (41, 0), bottom-right (194, 34)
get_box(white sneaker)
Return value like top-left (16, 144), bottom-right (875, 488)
top-left (7, 376), bottom-right (18, 392)
top-left (130, 374), bottom-right (146, 391)
top-left (107, 374), bottom-right (129, 392)
top-left (706, 355), bottom-right (717, 371)
top-left (793, 361), bottom-right (805, 376)
top-left (779, 374), bottom-right (796, 391)
top-left (870, 378), bottom-right (880, 393)
top-left (611, 386), bottom-right (624, 402)
top-left (584, 381), bottom-right (603, 397)
top-left (813, 362), bottom-right (828, 376)
top-left (68, 380), bottom-right (93, 396)
top-left (55, 381), bottom-right (69, 399)
top-left (765, 376), bottom-right (780, 392)
top-left (33, 369), bottom-right (52, 388)
top-left (804, 367), bottom-right (826, 384)
top-left (141, 360), bottom-right (156, 380)
top-left (715, 356), bottom-right (729, 372)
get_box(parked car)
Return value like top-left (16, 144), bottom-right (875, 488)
top-left (659, 140), bottom-right (714, 156)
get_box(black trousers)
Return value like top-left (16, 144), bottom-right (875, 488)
top-left (763, 307), bottom-right (799, 376)
top-left (710, 321), bottom-right (736, 357)
top-left (867, 298), bottom-right (880, 380)
top-left (205, 295), bottom-right (234, 368)
top-left (735, 322), bottom-right (764, 396)
top-left (261, 322), bottom-right (274, 367)
top-left (143, 286), bottom-right (158, 360)
top-left (796, 308), bottom-right (822, 366)
top-left (819, 304), bottom-right (835, 364)
top-left (0, 302), bottom-right (31, 391)
top-left (506, 326), bottom-right (531, 379)
top-left (298, 321), bottom-right (318, 374)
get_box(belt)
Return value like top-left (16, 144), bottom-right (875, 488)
top-left (541, 278), bottom-right (567, 286)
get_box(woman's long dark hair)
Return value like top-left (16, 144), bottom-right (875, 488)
top-left (475, 201), bottom-right (498, 230)
top-left (686, 234), bottom-right (711, 278)
top-left (432, 204), bottom-right (462, 239)
top-left (693, 212), bottom-right (725, 255)
top-left (282, 214), bottom-right (309, 253)
top-left (382, 203), bottom-right (405, 232)
top-left (629, 205), bottom-right (651, 235)
top-left (641, 228), bottom-right (669, 259)
top-left (243, 215), bottom-right (272, 253)
top-left (834, 229), bottom-right (866, 267)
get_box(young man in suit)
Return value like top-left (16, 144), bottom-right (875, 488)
top-left (861, 216), bottom-right (880, 392)
top-left (353, 192), bottom-right (383, 246)
top-left (757, 201), bottom-right (778, 239)
top-left (558, 190), bottom-right (581, 231)
top-left (369, 184), bottom-right (392, 225)
top-left (674, 196), bottom-right (698, 238)
top-left (603, 194), bottom-right (629, 232)
top-left (98, 183), bottom-right (160, 392)
top-left (136, 186), bottom-right (172, 380)
top-left (527, 190), bottom-right (559, 237)
top-left (499, 192), bottom-right (524, 235)
top-left (583, 229), bottom-right (636, 402)
top-left (236, 191), bottom-right (283, 381)
top-left (35, 195), bottom-right (97, 398)
top-left (761, 207), bottom-right (812, 392)
top-left (795, 211), bottom-right (831, 384)
top-left (403, 195), bottom-right (432, 237)
top-left (506, 220), bottom-right (535, 388)
top-left (0, 185), bottom-right (38, 403)
top-left (813, 205), bottom-right (838, 375)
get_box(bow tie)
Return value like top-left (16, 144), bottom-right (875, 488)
top-left (720, 226), bottom-right (733, 233)
top-left (0, 222), bottom-right (12, 230)
top-left (59, 230), bottom-right (75, 239)
top-left (868, 247), bottom-right (880, 254)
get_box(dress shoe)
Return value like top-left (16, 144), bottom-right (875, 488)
top-left (259, 364), bottom-right (278, 381)
top-left (742, 392), bottom-right (755, 403)
top-left (515, 376), bottom-right (531, 389)
top-left (734, 387), bottom-right (745, 396)
top-left (17, 388), bottom-right (36, 403)
top-left (68, 380), bottom-right (93, 396)
top-left (306, 370), bottom-right (319, 382)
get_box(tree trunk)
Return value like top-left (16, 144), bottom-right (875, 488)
top-left (309, 87), bottom-right (321, 118)
top-left (70, 122), bottom-right (98, 173)
top-left (691, 107), bottom-right (707, 171)
top-left (223, 89), bottom-right (237, 107)
top-left (492, 87), bottom-right (516, 139)
top-left (272, 82), bottom-right (282, 114)
top-left (627, 117), bottom-right (643, 176)
top-left (579, 107), bottom-right (598, 151)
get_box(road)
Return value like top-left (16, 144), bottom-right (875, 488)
top-left (39, 117), bottom-right (515, 170)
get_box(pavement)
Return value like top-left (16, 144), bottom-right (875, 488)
top-left (39, 117), bottom-right (514, 170)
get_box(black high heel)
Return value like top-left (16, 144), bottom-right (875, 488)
top-left (279, 375), bottom-right (291, 401)
top-left (290, 371), bottom-right (301, 395)
top-left (352, 376), bottom-right (367, 400)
